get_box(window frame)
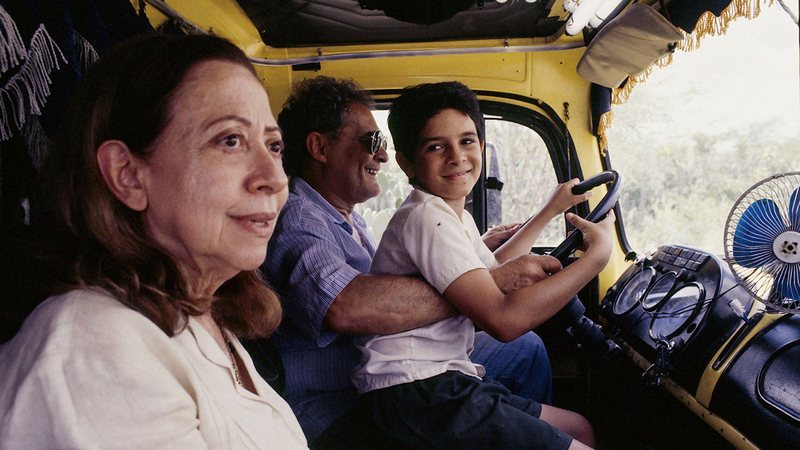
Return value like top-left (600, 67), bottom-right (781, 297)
top-left (473, 97), bottom-right (587, 245)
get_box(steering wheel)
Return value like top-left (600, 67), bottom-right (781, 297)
top-left (541, 170), bottom-right (623, 360)
top-left (549, 170), bottom-right (623, 262)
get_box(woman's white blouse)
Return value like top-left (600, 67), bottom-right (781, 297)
top-left (0, 288), bottom-right (307, 449)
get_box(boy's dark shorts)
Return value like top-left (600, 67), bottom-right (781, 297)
top-left (355, 370), bottom-right (573, 449)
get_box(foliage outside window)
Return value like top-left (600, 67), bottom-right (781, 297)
top-left (483, 119), bottom-right (561, 243)
top-left (607, 6), bottom-right (799, 256)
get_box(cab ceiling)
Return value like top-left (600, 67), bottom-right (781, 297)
top-left (236, 0), bottom-right (564, 47)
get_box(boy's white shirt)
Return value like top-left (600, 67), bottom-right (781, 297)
top-left (352, 188), bottom-right (498, 394)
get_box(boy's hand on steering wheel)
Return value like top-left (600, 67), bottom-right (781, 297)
top-left (565, 210), bottom-right (616, 267)
top-left (542, 178), bottom-right (592, 218)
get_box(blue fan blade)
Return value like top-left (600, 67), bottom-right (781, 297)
top-left (789, 187), bottom-right (800, 231)
top-left (733, 198), bottom-right (785, 268)
top-left (776, 263), bottom-right (800, 302)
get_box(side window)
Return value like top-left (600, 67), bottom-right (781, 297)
top-left (358, 109), bottom-right (561, 247)
top-left (484, 119), bottom-right (561, 246)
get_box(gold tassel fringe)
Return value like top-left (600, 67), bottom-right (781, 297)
top-left (597, 110), bottom-right (614, 156)
top-left (611, 0), bottom-right (773, 106)
top-left (678, 0), bottom-right (772, 51)
top-left (597, 0), bottom-right (774, 146)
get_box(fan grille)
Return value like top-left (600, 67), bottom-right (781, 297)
top-left (723, 172), bottom-right (800, 313)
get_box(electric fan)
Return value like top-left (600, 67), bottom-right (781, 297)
top-left (723, 172), bottom-right (800, 313)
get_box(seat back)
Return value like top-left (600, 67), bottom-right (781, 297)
top-left (241, 337), bottom-right (285, 395)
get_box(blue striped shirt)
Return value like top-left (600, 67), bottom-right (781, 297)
top-left (264, 177), bottom-right (376, 440)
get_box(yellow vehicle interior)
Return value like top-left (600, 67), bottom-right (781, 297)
top-left (1, 1), bottom-right (798, 449)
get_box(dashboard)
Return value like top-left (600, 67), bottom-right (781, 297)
top-left (600, 244), bottom-right (800, 449)
top-left (601, 245), bottom-right (749, 392)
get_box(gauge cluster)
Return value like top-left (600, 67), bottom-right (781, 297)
top-left (600, 244), bottom-right (752, 393)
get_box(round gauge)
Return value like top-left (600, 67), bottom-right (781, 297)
top-left (642, 272), bottom-right (678, 311)
top-left (650, 283), bottom-right (705, 340)
top-left (612, 267), bottom-right (656, 316)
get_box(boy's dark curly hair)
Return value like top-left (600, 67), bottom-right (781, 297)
top-left (388, 81), bottom-right (484, 163)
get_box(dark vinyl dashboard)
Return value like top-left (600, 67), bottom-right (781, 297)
top-left (601, 245), bottom-right (800, 449)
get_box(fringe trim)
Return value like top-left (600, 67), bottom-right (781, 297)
top-left (0, 24), bottom-right (67, 142)
top-left (678, 0), bottom-right (772, 51)
top-left (23, 115), bottom-right (50, 170)
top-left (597, 0), bottom-right (774, 145)
top-left (597, 110), bottom-right (614, 155)
top-left (610, 0), bottom-right (773, 106)
top-left (73, 30), bottom-right (99, 72)
top-left (0, 5), bottom-right (26, 73)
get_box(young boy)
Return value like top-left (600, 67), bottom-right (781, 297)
top-left (351, 82), bottom-right (615, 449)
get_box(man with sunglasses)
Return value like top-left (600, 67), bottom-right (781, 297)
top-left (257, 76), bottom-right (553, 448)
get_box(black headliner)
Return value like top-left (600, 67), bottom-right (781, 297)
top-left (236, 0), bottom-right (564, 48)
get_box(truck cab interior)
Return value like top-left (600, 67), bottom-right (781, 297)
top-left (1, 1), bottom-right (798, 448)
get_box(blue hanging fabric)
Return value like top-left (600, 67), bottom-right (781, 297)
top-left (0, 0), bottom-right (152, 144)
top-left (0, 0), bottom-right (66, 144)
top-left (590, 83), bottom-right (613, 149)
top-left (0, 0), bottom-right (152, 229)
top-left (666, 0), bottom-right (734, 33)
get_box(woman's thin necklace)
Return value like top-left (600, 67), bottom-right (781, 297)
top-left (218, 323), bottom-right (243, 387)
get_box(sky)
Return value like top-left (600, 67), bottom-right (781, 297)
top-left (631, 2), bottom-right (800, 137)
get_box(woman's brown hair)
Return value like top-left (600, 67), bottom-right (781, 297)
top-left (37, 33), bottom-right (281, 338)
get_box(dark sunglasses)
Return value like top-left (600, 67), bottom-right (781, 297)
top-left (358, 130), bottom-right (388, 155)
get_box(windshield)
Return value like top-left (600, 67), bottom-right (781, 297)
top-left (607, 5), bottom-right (799, 256)
top-left (356, 6), bottom-right (799, 254)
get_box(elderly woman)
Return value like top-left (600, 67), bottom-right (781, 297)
top-left (0, 34), bottom-right (306, 448)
